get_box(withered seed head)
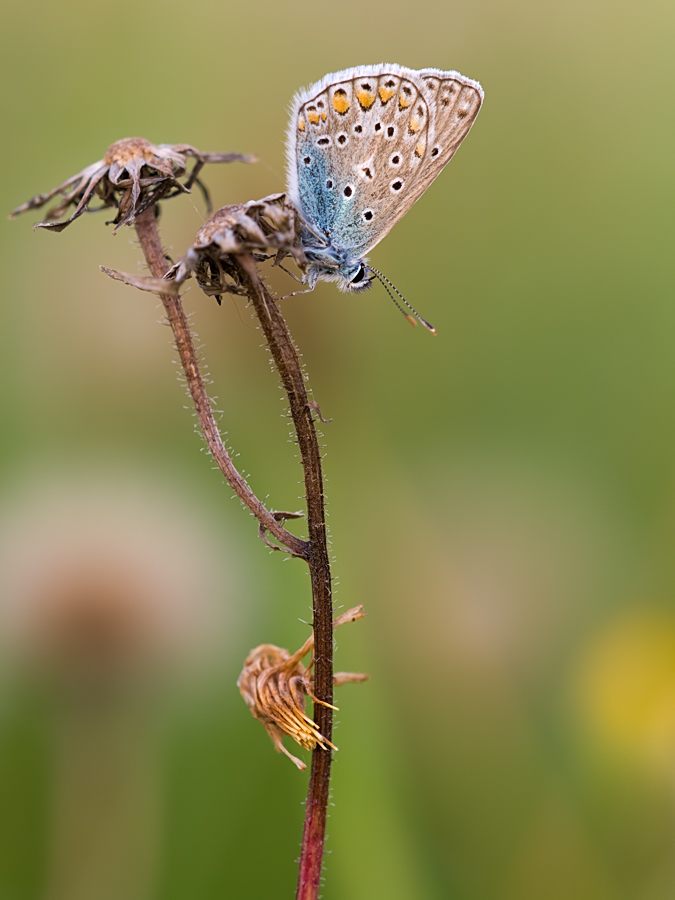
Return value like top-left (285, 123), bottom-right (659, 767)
top-left (9, 137), bottom-right (255, 233)
top-left (166, 193), bottom-right (308, 301)
top-left (238, 642), bottom-right (335, 770)
top-left (237, 605), bottom-right (368, 770)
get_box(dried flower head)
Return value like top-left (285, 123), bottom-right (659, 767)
top-left (9, 137), bottom-right (255, 232)
top-left (166, 193), bottom-right (307, 301)
top-left (237, 606), bottom-right (369, 770)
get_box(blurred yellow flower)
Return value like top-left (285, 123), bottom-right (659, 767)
top-left (577, 609), bottom-right (675, 775)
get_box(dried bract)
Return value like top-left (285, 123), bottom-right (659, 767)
top-left (237, 605), bottom-right (368, 770)
top-left (167, 194), bottom-right (307, 301)
top-left (9, 137), bottom-right (255, 232)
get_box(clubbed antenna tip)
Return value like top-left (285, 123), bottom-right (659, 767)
top-left (368, 265), bottom-right (436, 334)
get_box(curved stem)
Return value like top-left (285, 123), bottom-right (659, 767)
top-left (233, 256), bottom-right (333, 900)
top-left (134, 209), bottom-right (334, 900)
top-left (133, 209), bottom-right (307, 559)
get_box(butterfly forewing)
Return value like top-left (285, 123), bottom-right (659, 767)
top-left (288, 65), bottom-right (483, 258)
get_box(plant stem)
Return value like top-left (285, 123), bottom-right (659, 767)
top-left (234, 256), bottom-right (333, 900)
top-left (134, 210), bottom-right (334, 900)
top-left (133, 209), bottom-right (306, 559)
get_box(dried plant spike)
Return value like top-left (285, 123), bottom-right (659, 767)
top-left (271, 510), bottom-right (305, 521)
top-left (100, 266), bottom-right (179, 295)
top-left (237, 605), bottom-right (368, 767)
top-left (333, 604), bottom-right (366, 628)
top-left (307, 400), bottom-right (332, 424)
top-left (9, 137), bottom-right (255, 232)
top-left (333, 672), bottom-right (370, 686)
top-left (304, 685), bottom-right (339, 711)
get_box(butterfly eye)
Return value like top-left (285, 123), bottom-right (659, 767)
top-left (350, 265), bottom-right (367, 284)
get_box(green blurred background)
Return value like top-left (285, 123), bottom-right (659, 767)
top-left (2, 0), bottom-right (675, 897)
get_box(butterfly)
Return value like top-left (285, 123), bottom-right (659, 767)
top-left (285, 64), bottom-right (483, 329)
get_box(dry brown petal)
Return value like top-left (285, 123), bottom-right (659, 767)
top-left (9, 137), bottom-right (255, 232)
top-left (237, 605), bottom-right (368, 770)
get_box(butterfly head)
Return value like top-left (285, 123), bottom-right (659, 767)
top-left (303, 244), bottom-right (374, 294)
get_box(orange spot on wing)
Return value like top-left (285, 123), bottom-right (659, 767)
top-left (298, 118), bottom-right (306, 132)
top-left (356, 90), bottom-right (376, 110)
top-left (307, 111), bottom-right (320, 125)
top-left (408, 117), bottom-right (421, 134)
top-left (321, 112), bottom-right (327, 122)
top-left (414, 142), bottom-right (424, 158)
top-left (332, 93), bottom-right (350, 114)
top-left (398, 94), bottom-right (412, 110)
top-left (379, 87), bottom-right (395, 104)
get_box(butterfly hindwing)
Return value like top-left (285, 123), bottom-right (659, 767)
top-left (287, 64), bottom-right (483, 258)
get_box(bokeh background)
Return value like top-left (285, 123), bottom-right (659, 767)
top-left (1, 0), bottom-right (675, 897)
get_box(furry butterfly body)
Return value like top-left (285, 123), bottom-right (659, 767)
top-left (286, 64), bottom-right (483, 293)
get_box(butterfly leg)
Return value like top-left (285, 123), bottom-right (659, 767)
top-left (278, 285), bottom-right (317, 299)
top-left (274, 262), bottom-right (317, 297)
top-left (276, 262), bottom-right (305, 284)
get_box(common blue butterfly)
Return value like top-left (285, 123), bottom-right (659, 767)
top-left (286, 64), bottom-right (483, 327)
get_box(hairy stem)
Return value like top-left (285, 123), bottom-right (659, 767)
top-left (134, 210), bottom-right (334, 899)
top-left (233, 256), bottom-right (333, 900)
top-left (133, 208), bottom-right (306, 559)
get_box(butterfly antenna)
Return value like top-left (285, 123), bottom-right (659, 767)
top-left (367, 266), bottom-right (436, 334)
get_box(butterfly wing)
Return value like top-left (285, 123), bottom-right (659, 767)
top-left (286, 64), bottom-right (483, 258)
